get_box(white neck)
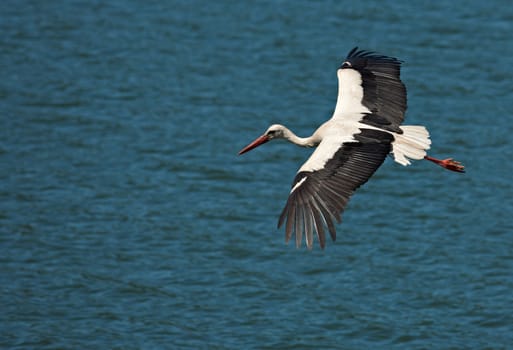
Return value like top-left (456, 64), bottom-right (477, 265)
top-left (282, 127), bottom-right (319, 148)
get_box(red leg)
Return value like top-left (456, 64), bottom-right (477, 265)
top-left (424, 155), bottom-right (465, 173)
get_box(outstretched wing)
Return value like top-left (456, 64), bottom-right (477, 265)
top-left (277, 128), bottom-right (394, 249)
top-left (333, 47), bottom-right (407, 133)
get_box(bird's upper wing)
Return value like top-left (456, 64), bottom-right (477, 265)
top-left (332, 47), bottom-right (406, 133)
top-left (277, 128), bottom-right (393, 249)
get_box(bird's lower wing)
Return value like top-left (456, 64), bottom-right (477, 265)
top-left (278, 128), bottom-right (394, 249)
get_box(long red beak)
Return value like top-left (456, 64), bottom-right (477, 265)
top-left (238, 134), bottom-right (269, 155)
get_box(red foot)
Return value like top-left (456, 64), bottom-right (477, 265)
top-left (424, 155), bottom-right (465, 173)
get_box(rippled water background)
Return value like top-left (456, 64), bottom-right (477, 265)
top-left (2, 0), bottom-right (513, 348)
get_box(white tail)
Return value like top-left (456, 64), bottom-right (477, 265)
top-left (392, 125), bottom-right (432, 166)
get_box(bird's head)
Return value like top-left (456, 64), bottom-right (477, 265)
top-left (238, 124), bottom-right (287, 155)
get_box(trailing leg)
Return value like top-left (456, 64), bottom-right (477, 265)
top-left (424, 155), bottom-right (465, 173)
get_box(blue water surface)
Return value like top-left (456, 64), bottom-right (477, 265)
top-left (1, 0), bottom-right (513, 349)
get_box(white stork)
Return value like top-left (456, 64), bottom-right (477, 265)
top-left (239, 47), bottom-right (465, 249)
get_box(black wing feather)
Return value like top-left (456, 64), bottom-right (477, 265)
top-left (343, 47), bottom-right (407, 132)
top-left (278, 129), bottom-right (394, 249)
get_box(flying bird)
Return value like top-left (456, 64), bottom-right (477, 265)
top-left (238, 47), bottom-right (464, 249)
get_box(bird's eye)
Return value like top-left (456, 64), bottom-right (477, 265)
top-left (267, 130), bottom-right (276, 136)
